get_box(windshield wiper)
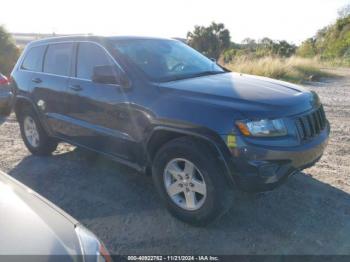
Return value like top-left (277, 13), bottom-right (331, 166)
top-left (191, 71), bottom-right (226, 77)
top-left (159, 71), bottom-right (226, 82)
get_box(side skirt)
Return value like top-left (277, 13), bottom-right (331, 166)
top-left (53, 135), bottom-right (145, 173)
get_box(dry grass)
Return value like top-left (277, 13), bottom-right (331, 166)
top-left (224, 56), bottom-right (336, 83)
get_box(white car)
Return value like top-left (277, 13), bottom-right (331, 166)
top-left (0, 170), bottom-right (111, 261)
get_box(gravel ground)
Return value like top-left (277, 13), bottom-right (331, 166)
top-left (0, 69), bottom-right (349, 255)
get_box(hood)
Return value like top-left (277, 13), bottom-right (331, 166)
top-left (160, 72), bottom-right (316, 118)
top-left (0, 172), bottom-right (81, 255)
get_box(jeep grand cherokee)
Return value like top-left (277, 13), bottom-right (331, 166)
top-left (9, 36), bottom-right (330, 225)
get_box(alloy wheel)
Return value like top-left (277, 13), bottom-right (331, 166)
top-left (163, 158), bottom-right (207, 211)
top-left (23, 116), bottom-right (40, 148)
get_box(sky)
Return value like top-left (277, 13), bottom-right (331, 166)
top-left (1, 0), bottom-right (349, 44)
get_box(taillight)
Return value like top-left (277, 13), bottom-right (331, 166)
top-left (0, 75), bottom-right (9, 85)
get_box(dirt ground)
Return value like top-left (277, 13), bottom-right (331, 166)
top-left (0, 69), bottom-right (349, 255)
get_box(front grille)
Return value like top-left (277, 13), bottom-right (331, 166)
top-left (295, 106), bottom-right (327, 140)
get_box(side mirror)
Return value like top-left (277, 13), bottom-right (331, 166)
top-left (92, 65), bottom-right (129, 87)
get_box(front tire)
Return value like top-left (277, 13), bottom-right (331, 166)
top-left (18, 107), bottom-right (57, 156)
top-left (152, 137), bottom-right (233, 226)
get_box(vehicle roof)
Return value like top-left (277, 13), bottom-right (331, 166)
top-left (28, 35), bottom-right (175, 47)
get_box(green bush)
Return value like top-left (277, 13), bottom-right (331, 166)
top-left (187, 22), bottom-right (231, 59)
top-left (297, 11), bottom-right (350, 63)
top-left (221, 37), bottom-right (297, 64)
top-left (0, 25), bottom-right (20, 76)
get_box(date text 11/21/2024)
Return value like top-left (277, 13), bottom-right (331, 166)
top-left (126, 255), bottom-right (219, 261)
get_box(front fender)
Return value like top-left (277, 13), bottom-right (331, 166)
top-left (146, 125), bottom-right (237, 187)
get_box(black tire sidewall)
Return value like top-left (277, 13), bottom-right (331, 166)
top-left (152, 138), bottom-right (232, 225)
top-left (19, 107), bottom-right (56, 155)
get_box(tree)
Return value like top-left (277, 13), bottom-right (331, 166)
top-left (241, 37), bottom-right (296, 58)
top-left (297, 38), bottom-right (317, 58)
top-left (260, 37), bottom-right (274, 48)
top-left (276, 40), bottom-right (297, 57)
top-left (187, 22), bottom-right (231, 59)
top-left (338, 4), bottom-right (350, 19)
top-left (255, 37), bottom-right (275, 57)
top-left (0, 25), bottom-right (20, 76)
top-left (242, 38), bottom-right (257, 50)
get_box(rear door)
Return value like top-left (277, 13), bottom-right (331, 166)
top-left (14, 45), bottom-right (47, 107)
top-left (64, 42), bottom-right (136, 161)
top-left (31, 42), bottom-right (74, 136)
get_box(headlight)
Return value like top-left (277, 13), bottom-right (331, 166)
top-left (75, 225), bottom-right (111, 262)
top-left (236, 119), bottom-right (287, 137)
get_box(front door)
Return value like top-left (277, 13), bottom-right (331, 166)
top-left (64, 42), bottom-right (137, 162)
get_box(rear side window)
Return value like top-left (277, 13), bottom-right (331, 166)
top-left (44, 43), bottom-right (73, 77)
top-left (21, 45), bottom-right (46, 72)
top-left (76, 42), bottom-right (113, 80)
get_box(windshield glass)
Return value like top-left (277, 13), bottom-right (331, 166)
top-left (112, 39), bottom-right (225, 82)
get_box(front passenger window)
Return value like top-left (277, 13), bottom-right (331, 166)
top-left (77, 42), bottom-right (113, 80)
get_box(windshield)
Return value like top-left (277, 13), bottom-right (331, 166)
top-left (112, 39), bottom-right (225, 82)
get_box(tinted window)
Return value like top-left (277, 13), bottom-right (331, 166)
top-left (44, 43), bottom-right (73, 76)
top-left (77, 42), bottom-right (112, 80)
top-left (21, 45), bottom-right (46, 72)
top-left (113, 39), bottom-right (224, 82)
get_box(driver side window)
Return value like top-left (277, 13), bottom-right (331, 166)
top-left (76, 42), bottom-right (113, 80)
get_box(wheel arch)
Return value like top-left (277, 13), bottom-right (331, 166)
top-left (14, 96), bottom-right (52, 135)
top-left (145, 127), bottom-right (236, 187)
top-left (14, 96), bottom-right (36, 118)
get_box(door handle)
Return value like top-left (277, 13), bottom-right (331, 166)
top-left (32, 78), bottom-right (42, 83)
top-left (69, 84), bottom-right (83, 91)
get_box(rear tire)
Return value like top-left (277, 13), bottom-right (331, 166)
top-left (18, 107), bottom-right (57, 156)
top-left (152, 137), bottom-right (233, 226)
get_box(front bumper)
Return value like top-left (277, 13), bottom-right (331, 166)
top-left (224, 123), bottom-right (330, 192)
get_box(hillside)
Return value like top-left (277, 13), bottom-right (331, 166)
top-left (297, 14), bottom-right (350, 62)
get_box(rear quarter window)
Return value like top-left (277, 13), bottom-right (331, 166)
top-left (21, 45), bottom-right (47, 72)
top-left (44, 43), bottom-right (73, 77)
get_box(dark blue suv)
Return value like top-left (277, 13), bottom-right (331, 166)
top-left (9, 36), bottom-right (330, 225)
